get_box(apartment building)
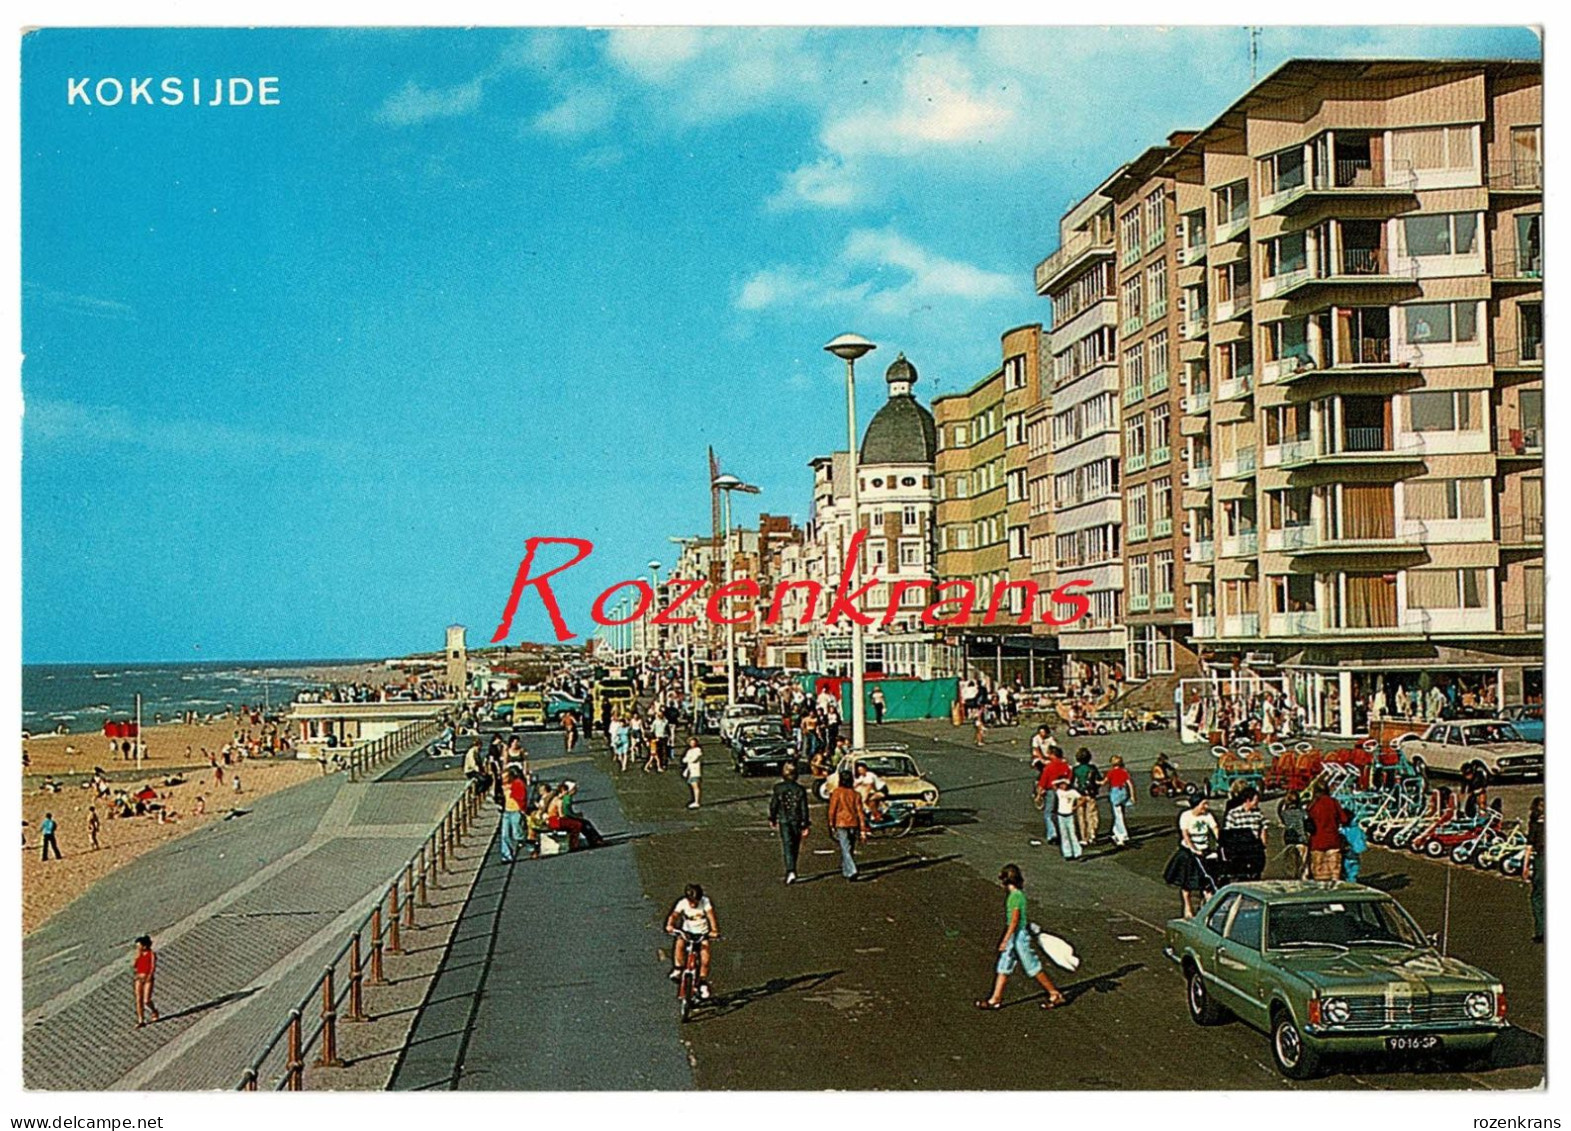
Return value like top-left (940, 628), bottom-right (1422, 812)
top-left (1160, 58), bottom-right (1543, 735)
top-left (1034, 174), bottom-right (1126, 688)
top-left (1109, 138), bottom-right (1201, 686)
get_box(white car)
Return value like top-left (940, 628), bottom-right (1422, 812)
top-left (716, 703), bottom-right (765, 744)
top-left (1397, 720), bottom-right (1544, 780)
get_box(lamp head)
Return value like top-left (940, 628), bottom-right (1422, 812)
top-left (647, 560), bottom-right (662, 572)
top-left (712, 473), bottom-right (743, 490)
top-left (824, 333), bottom-right (876, 362)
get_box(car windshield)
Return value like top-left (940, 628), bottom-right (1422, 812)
top-left (1466, 723), bottom-right (1523, 744)
top-left (1267, 899), bottom-right (1427, 950)
top-left (728, 707), bottom-right (763, 718)
top-left (741, 722), bottom-right (786, 739)
top-left (860, 756), bottom-right (917, 777)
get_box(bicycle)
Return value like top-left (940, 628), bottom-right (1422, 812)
top-left (865, 797), bottom-right (919, 838)
top-left (668, 930), bottom-right (717, 1022)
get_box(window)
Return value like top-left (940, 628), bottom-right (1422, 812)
top-left (1051, 260), bottom-right (1114, 326)
top-left (1404, 302), bottom-right (1478, 344)
top-left (1121, 275), bottom-right (1143, 324)
top-left (1130, 554), bottom-right (1150, 597)
top-left (1154, 550), bottom-right (1175, 596)
top-left (1006, 468), bottom-right (1027, 503)
top-left (1144, 188), bottom-right (1166, 244)
top-left (1214, 180), bottom-right (1248, 227)
top-left (1126, 414), bottom-right (1147, 462)
top-left (1005, 413), bottom-right (1024, 446)
top-left (1404, 478), bottom-right (1487, 521)
top-left (1126, 486), bottom-right (1149, 532)
top-left (902, 506), bottom-right (919, 530)
top-left (1403, 213), bottom-right (1478, 257)
top-left (953, 475), bottom-right (968, 499)
top-left (1124, 345), bottom-right (1145, 393)
top-left (1120, 207), bottom-right (1143, 260)
top-left (1008, 525), bottom-right (1028, 559)
top-left (1146, 260), bottom-right (1168, 319)
top-left (1271, 573), bottom-right (1316, 613)
top-left (1150, 403), bottom-right (1171, 459)
top-left (1148, 331), bottom-right (1170, 381)
top-left (1004, 354), bottom-right (1028, 391)
top-left (1227, 897), bottom-right (1264, 950)
top-left (1263, 146), bottom-right (1306, 194)
top-left (1264, 231), bottom-right (1308, 277)
top-left (1405, 390), bottom-right (1476, 432)
top-left (1206, 893), bottom-right (1238, 936)
top-left (953, 527), bottom-right (970, 550)
top-left (1391, 124), bottom-right (1476, 171)
top-left (898, 541), bottom-right (921, 568)
top-left (1152, 478), bottom-right (1173, 523)
top-left (952, 425), bottom-right (968, 447)
top-left (1406, 569), bottom-right (1489, 610)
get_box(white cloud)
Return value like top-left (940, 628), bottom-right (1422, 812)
top-left (766, 157), bottom-right (865, 211)
top-left (737, 228), bottom-right (1013, 318)
top-left (375, 77), bottom-right (487, 126)
top-left (604, 27), bottom-right (707, 80)
top-left (25, 399), bottom-right (344, 458)
top-left (820, 49), bottom-right (1019, 159)
top-left (533, 86), bottom-right (618, 138)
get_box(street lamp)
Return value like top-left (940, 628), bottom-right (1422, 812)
top-left (824, 333), bottom-right (876, 757)
top-left (669, 536), bottom-right (699, 717)
top-left (712, 472), bottom-right (761, 706)
top-left (647, 560), bottom-right (663, 672)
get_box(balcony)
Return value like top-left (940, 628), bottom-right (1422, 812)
top-left (1215, 210), bottom-right (1250, 245)
top-left (1129, 523), bottom-right (1149, 542)
top-left (1264, 524), bottom-right (1318, 551)
top-left (1182, 389), bottom-right (1211, 414)
top-left (1267, 610), bottom-right (1324, 636)
top-left (1493, 243), bottom-right (1543, 283)
top-left (1260, 159), bottom-right (1417, 217)
top-left (1221, 531), bottom-right (1259, 558)
top-left (1258, 265), bottom-right (1315, 300)
top-left (1218, 450), bottom-right (1257, 479)
top-left (1488, 159), bottom-right (1542, 195)
top-left (1496, 426), bottom-right (1544, 459)
top-left (1155, 591), bottom-right (1175, 611)
top-left (1220, 613), bottom-right (1261, 637)
top-left (1294, 525), bottom-right (1427, 554)
top-left (1495, 340), bottom-right (1543, 371)
top-left (1186, 464), bottom-right (1214, 489)
top-left (1127, 451), bottom-right (1147, 472)
top-left (1123, 383), bottom-right (1145, 406)
top-left (1129, 593), bottom-right (1151, 612)
top-left (1216, 372), bottom-right (1254, 402)
top-left (1150, 369), bottom-right (1170, 394)
top-left (1500, 516), bottom-right (1545, 546)
top-left (1181, 239), bottom-right (1208, 266)
top-left (1213, 291), bottom-right (1253, 322)
top-left (1035, 228), bottom-right (1116, 295)
top-left (1148, 298), bottom-right (1169, 324)
top-left (1192, 614), bottom-right (1217, 638)
top-left (1187, 539), bottom-right (1215, 563)
top-left (1261, 437), bottom-right (1314, 468)
top-left (1260, 248), bottom-right (1406, 299)
top-left (1181, 312), bottom-right (1209, 340)
top-left (1153, 517), bottom-right (1173, 538)
top-left (1151, 444), bottom-right (1172, 466)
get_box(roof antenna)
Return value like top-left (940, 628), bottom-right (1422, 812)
top-left (1249, 26), bottom-right (1260, 84)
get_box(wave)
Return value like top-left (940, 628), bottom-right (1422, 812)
top-left (91, 672), bottom-right (117, 679)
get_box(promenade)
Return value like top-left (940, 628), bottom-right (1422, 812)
top-left (23, 737), bottom-right (473, 1091)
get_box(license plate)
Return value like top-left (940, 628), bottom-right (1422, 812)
top-left (1385, 1035), bottom-right (1443, 1052)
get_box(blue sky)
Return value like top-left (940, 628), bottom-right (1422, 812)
top-left (21, 25), bottom-right (1539, 662)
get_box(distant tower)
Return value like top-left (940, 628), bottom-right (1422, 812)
top-left (445, 625), bottom-right (468, 697)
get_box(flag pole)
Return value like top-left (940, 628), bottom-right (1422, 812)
top-left (135, 692), bottom-right (143, 773)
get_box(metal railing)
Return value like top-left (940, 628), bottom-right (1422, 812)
top-left (1488, 159), bottom-right (1542, 192)
top-left (1340, 246), bottom-right (1388, 275)
top-left (347, 718), bottom-right (445, 782)
top-left (237, 755), bottom-right (485, 1091)
top-left (1500, 517), bottom-right (1545, 545)
top-left (1492, 243), bottom-right (1542, 281)
top-left (1495, 340), bottom-right (1543, 368)
top-left (1497, 426), bottom-right (1544, 457)
top-left (1035, 228), bottom-right (1115, 293)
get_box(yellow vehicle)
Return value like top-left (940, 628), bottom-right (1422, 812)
top-left (592, 678), bottom-right (636, 724)
top-left (508, 690), bottom-right (547, 728)
top-left (695, 675), bottom-right (731, 731)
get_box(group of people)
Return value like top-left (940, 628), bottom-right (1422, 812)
top-left (1028, 727), bottom-right (1136, 857)
top-left (478, 733), bottom-right (606, 861)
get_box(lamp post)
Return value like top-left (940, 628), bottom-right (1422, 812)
top-left (646, 560), bottom-right (662, 684)
top-left (711, 473), bottom-right (761, 706)
top-left (824, 333), bottom-right (876, 756)
top-left (669, 536), bottom-right (698, 716)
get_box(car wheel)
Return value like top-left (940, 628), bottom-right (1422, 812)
top-left (1270, 1007), bottom-right (1322, 1079)
top-left (1096, 724), bottom-right (1110, 735)
top-left (1186, 964), bottom-right (1227, 1026)
top-left (1424, 839), bottom-right (1446, 858)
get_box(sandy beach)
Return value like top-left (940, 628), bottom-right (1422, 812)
top-left (20, 718), bottom-right (332, 934)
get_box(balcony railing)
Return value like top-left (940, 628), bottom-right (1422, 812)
top-left (1186, 464), bottom-right (1213, 489)
top-left (1267, 610), bottom-right (1324, 636)
top-left (1129, 523), bottom-right (1149, 543)
top-left (1221, 531), bottom-right (1259, 558)
top-left (1340, 246), bottom-right (1389, 276)
top-left (1488, 159), bottom-right (1543, 193)
top-left (1500, 517), bottom-right (1545, 545)
top-left (1153, 517), bottom-right (1173, 538)
top-left (1493, 243), bottom-right (1543, 281)
top-left (1181, 240), bottom-right (1208, 266)
top-left (1182, 390), bottom-right (1211, 414)
top-left (1127, 451), bottom-right (1147, 472)
top-left (1345, 426), bottom-right (1389, 453)
top-left (1148, 298), bottom-right (1169, 323)
top-left (1146, 227), bottom-right (1167, 253)
top-left (1348, 336), bottom-right (1393, 365)
top-left (1129, 593), bottom-right (1151, 612)
top-left (1500, 608), bottom-right (1545, 635)
top-left (1495, 340), bottom-right (1544, 369)
top-left (1216, 373), bottom-right (1254, 402)
top-left (1150, 369), bottom-right (1170, 394)
top-left (1181, 313), bottom-right (1208, 340)
top-left (1152, 445), bottom-right (1172, 466)
top-left (1264, 524), bottom-right (1318, 551)
top-left (1187, 539), bottom-right (1214, 563)
top-left (1218, 449), bottom-right (1257, 478)
top-left (1498, 426), bottom-right (1545, 459)
top-left (1123, 383), bottom-right (1145, 406)
top-left (1122, 314), bottom-right (1144, 334)
top-left (1154, 591), bottom-right (1175, 611)
top-left (1259, 265), bottom-right (1314, 298)
top-left (1262, 437), bottom-right (1314, 467)
top-left (1192, 614), bottom-right (1217, 638)
top-left (1220, 613), bottom-right (1261, 637)
top-left (1035, 228), bottom-right (1116, 293)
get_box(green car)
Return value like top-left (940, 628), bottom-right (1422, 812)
top-left (1164, 881), bottom-right (1507, 1079)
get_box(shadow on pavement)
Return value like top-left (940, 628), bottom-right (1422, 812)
top-left (155, 986), bottom-right (259, 1023)
top-left (696, 970), bottom-right (844, 1020)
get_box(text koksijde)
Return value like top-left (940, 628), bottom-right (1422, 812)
top-left (489, 532), bottom-right (1094, 644)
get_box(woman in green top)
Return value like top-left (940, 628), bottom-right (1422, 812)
top-left (975, 863), bottom-right (1067, 1010)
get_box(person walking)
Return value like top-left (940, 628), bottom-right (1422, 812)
top-left (975, 864), bottom-right (1067, 1011)
top-left (682, 736), bottom-right (703, 809)
top-left (87, 806), bottom-right (101, 851)
top-left (499, 767), bottom-right (526, 863)
top-left (1277, 791), bottom-right (1309, 878)
top-left (826, 770), bottom-right (868, 881)
top-left (1525, 797), bottom-right (1545, 943)
top-left (39, 813), bottom-right (61, 861)
top-left (1105, 755), bottom-right (1133, 847)
top-left (1052, 778), bottom-right (1084, 861)
top-left (132, 935), bottom-right (159, 1028)
top-left (768, 762), bottom-right (811, 884)
top-left (1221, 786), bottom-right (1268, 882)
top-left (1164, 796), bottom-right (1220, 918)
top-left (871, 685), bottom-right (887, 725)
top-left (563, 709), bottom-right (580, 752)
top-left (1305, 780), bottom-right (1351, 882)
top-left (1071, 748), bottom-right (1102, 845)
top-left (1034, 747), bottom-right (1073, 845)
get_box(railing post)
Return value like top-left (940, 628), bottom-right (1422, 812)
top-left (346, 932), bottom-right (368, 1022)
top-left (369, 908), bottom-right (387, 986)
top-left (403, 862), bottom-right (416, 928)
top-left (387, 885), bottom-right (403, 955)
top-left (418, 843), bottom-right (431, 906)
top-left (316, 967), bottom-right (344, 1068)
top-left (284, 1009), bottom-right (305, 1091)
top-left (436, 824), bottom-right (448, 874)
top-left (241, 1068), bottom-right (258, 1091)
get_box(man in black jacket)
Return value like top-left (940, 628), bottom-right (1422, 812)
top-left (768, 761), bottom-right (811, 884)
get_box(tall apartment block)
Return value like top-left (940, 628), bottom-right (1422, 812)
top-left (1109, 137), bottom-right (1202, 690)
top-left (1163, 58), bottom-right (1543, 735)
top-left (1034, 177), bottom-right (1125, 689)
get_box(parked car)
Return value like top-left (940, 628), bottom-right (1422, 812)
top-left (1165, 881), bottom-right (1508, 1079)
top-left (731, 720), bottom-right (795, 776)
top-left (815, 751), bottom-right (940, 814)
top-left (1499, 704), bottom-right (1544, 743)
top-left (717, 703), bottom-right (765, 744)
top-left (1396, 720), bottom-right (1544, 780)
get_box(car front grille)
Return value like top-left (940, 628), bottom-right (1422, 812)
top-left (1336, 992), bottom-right (1480, 1029)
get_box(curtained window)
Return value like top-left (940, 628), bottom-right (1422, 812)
top-left (1342, 485), bottom-right (1395, 539)
top-left (1345, 574), bottom-right (1398, 628)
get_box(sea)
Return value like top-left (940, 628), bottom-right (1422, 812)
top-left (21, 661), bottom-right (370, 736)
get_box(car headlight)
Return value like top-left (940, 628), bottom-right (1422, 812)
top-left (921, 790), bottom-right (938, 804)
top-left (1321, 997), bottom-right (1351, 1024)
top-left (1465, 992), bottom-right (1494, 1020)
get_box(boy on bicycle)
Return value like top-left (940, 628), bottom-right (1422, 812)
top-left (665, 883), bottom-right (719, 999)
